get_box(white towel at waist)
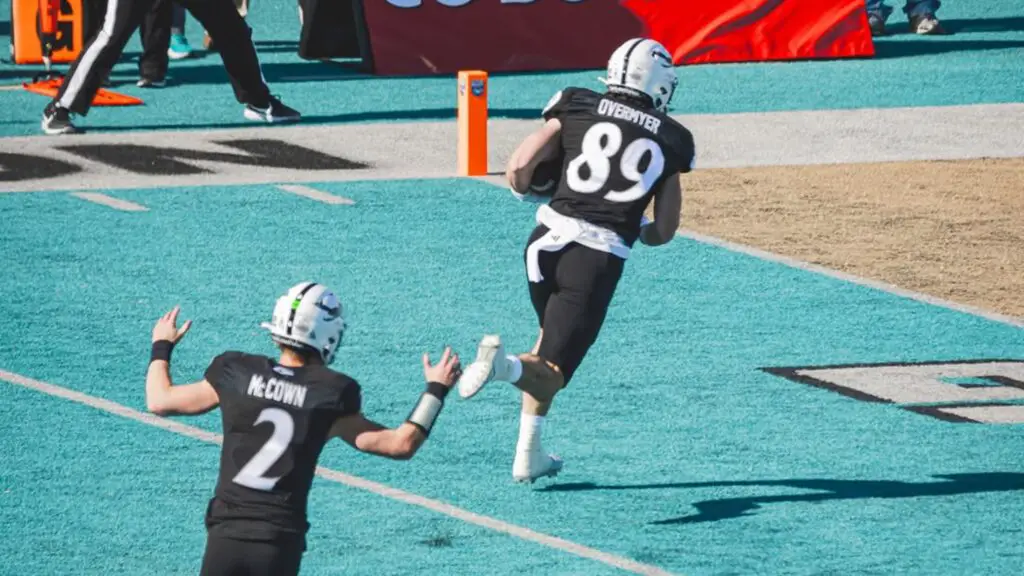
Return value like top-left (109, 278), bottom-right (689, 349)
top-left (525, 204), bottom-right (631, 283)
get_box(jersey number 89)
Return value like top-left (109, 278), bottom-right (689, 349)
top-left (566, 122), bottom-right (665, 203)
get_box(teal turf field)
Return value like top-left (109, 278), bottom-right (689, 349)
top-left (1, 180), bottom-right (1023, 575)
top-left (2, 0), bottom-right (1024, 574)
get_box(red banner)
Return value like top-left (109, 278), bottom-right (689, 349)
top-left (358, 0), bottom-right (873, 76)
top-left (621, 0), bottom-right (874, 65)
top-left (360, 0), bottom-right (645, 76)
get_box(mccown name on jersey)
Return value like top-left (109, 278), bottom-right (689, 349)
top-left (246, 374), bottom-right (308, 408)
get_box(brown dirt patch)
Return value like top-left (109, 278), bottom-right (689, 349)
top-left (675, 158), bottom-right (1024, 319)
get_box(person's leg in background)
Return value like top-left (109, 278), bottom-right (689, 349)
top-left (203, 0), bottom-right (249, 51)
top-left (865, 0), bottom-right (894, 36)
top-left (168, 3), bottom-right (194, 59)
top-left (82, 0), bottom-right (112, 85)
top-left (44, 0), bottom-right (160, 134)
top-left (904, 0), bottom-right (946, 34)
top-left (178, 0), bottom-right (299, 123)
top-left (137, 0), bottom-right (171, 87)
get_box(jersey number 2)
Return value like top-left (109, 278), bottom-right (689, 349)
top-left (233, 407), bottom-right (294, 491)
top-left (566, 122), bottom-right (665, 203)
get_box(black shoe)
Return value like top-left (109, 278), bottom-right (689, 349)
top-left (41, 102), bottom-right (82, 135)
top-left (868, 13), bottom-right (887, 37)
top-left (243, 95), bottom-right (301, 123)
top-left (910, 13), bottom-right (947, 35)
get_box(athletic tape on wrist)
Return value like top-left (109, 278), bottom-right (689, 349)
top-left (150, 340), bottom-right (175, 363)
top-left (406, 382), bottom-right (449, 435)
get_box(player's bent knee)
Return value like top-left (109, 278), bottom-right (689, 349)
top-left (520, 354), bottom-right (566, 399)
top-left (545, 361), bottom-right (566, 389)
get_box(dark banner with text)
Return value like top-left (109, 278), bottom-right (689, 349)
top-left (359, 0), bottom-right (645, 76)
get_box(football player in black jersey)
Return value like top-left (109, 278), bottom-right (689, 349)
top-left (456, 38), bottom-right (696, 483)
top-left (144, 282), bottom-right (462, 575)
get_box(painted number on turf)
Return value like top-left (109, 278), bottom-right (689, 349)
top-left (233, 408), bottom-right (294, 490)
top-left (763, 361), bottom-right (1024, 424)
top-left (566, 122), bottom-right (665, 203)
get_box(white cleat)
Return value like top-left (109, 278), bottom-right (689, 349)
top-left (513, 449), bottom-right (563, 484)
top-left (457, 334), bottom-right (505, 399)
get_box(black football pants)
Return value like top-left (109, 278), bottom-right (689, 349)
top-left (55, 0), bottom-right (271, 115)
top-left (199, 534), bottom-right (303, 576)
top-left (524, 224), bottom-right (626, 385)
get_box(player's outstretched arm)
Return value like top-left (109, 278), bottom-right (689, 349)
top-left (506, 118), bottom-right (562, 194)
top-left (329, 348), bottom-right (462, 460)
top-left (639, 176), bottom-right (682, 247)
top-left (145, 306), bottom-right (220, 416)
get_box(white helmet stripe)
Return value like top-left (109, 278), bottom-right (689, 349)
top-left (620, 38), bottom-right (645, 85)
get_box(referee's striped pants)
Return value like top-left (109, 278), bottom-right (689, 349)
top-left (55, 0), bottom-right (272, 115)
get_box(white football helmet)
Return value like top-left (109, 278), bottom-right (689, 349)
top-left (601, 38), bottom-right (678, 113)
top-left (261, 282), bottom-right (346, 365)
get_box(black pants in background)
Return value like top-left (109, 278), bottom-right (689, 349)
top-left (54, 0), bottom-right (271, 115)
top-left (138, 0), bottom-right (172, 80)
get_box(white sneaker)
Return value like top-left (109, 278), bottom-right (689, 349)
top-left (457, 334), bottom-right (506, 399)
top-left (513, 449), bottom-right (563, 483)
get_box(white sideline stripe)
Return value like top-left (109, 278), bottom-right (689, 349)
top-left (0, 368), bottom-right (677, 576)
top-left (472, 180), bottom-right (1023, 329)
top-left (70, 192), bottom-right (148, 211)
top-left (277, 184), bottom-right (355, 205)
top-left (679, 229), bottom-right (1024, 328)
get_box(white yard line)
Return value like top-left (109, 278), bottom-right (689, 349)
top-left (0, 368), bottom-right (678, 576)
top-left (70, 192), bottom-right (148, 211)
top-left (277, 184), bottom-right (356, 205)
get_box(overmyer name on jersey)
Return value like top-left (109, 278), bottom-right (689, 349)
top-left (597, 99), bottom-right (662, 134)
top-left (247, 374), bottom-right (308, 408)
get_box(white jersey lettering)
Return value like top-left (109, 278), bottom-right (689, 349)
top-left (597, 99), bottom-right (661, 135)
top-left (246, 374), bottom-right (308, 408)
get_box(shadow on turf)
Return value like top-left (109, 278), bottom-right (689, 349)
top-left (541, 473), bottom-right (1024, 525)
top-left (87, 107), bottom-right (541, 132)
top-left (870, 15), bottom-right (1024, 57)
top-left (878, 15), bottom-right (1024, 34)
top-left (110, 60), bottom-right (368, 87)
top-left (873, 38), bottom-right (1024, 58)
top-left (927, 16), bottom-right (1024, 34)
top-left (871, 15), bottom-right (1024, 37)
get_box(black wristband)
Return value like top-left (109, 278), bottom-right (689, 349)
top-left (151, 340), bottom-right (175, 363)
top-left (405, 382), bottom-right (449, 436)
top-left (425, 381), bottom-right (450, 400)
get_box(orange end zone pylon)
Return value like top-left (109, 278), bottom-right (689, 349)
top-left (457, 70), bottom-right (488, 176)
top-left (22, 77), bottom-right (144, 106)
